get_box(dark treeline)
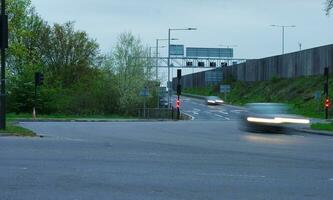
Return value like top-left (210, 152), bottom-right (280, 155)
top-left (6, 0), bottom-right (156, 116)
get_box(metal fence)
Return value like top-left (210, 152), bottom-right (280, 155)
top-left (137, 108), bottom-right (191, 120)
top-left (173, 44), bottom-right (333, 89)
top-left (223, 44), bottom-right (333, 82)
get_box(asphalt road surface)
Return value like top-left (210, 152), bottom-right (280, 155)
top-left (1, 119), bottom-right (333, 200)
top-left (173, 96), bottom-right (244, 121)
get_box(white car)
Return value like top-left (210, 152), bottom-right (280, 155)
top-left (206, 96), bottom-right (224, 105)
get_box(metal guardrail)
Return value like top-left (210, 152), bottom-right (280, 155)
top-left (137, 108), bottom-right (191, 120)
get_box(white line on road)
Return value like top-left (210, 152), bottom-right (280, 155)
top-left (215, 114), bottom-right (224, 118)
top-left (219, 111), bottom-right (229, 115)
top-left (198, 173), bottom-right (266, 179)
top-left (329, 178), bottom-right (333, 181)
top-left (231, 110), bottom-right (244, 114)
top-left (215, 114), bottom-right (230, 120)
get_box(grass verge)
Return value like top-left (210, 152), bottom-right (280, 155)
top-left (7, 113), bottom-right (137, 121)
top-left (311, 123), bottom-right (333, 133)
top-left (0, 121), bottom-right (36, 137)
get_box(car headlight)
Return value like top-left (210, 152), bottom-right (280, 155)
top-left (247, 117), bottom-right (310, 124)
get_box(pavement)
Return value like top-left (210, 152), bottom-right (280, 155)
top-left (1, 96), bottom-right (333, 200)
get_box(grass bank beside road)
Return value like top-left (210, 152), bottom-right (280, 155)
top-left (1, 113), bottom-right (137, 137)
top-left (184, 75), bottom-right (332, 119)
top-left (311, 123), bottom-right (333, 133)
top-left (7, 113), bottom-right (137, 121)
top-left (0, 121), bottom-right (36, 137)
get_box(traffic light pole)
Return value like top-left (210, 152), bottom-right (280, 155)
top-left (0, 0), bottom-right (7, 130)
top-left (176, 69), bottom-right (182, 120)
top-left (177, 95), bottom-right (180, 120)
top-left (325, 67), bottom-right (329, 120)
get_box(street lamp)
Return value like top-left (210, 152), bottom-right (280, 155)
top-left (155, 38), bottom-right (178, 108)
top-left (167, 28), bottom-right (197, 108)
top-left (271, 24), bottom-right (296, 54)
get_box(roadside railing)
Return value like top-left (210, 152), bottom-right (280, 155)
top-left (137, 108), bottom-right (191, 120)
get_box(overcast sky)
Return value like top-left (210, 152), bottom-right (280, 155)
top-left (31, 0), bottom-right (333, 59)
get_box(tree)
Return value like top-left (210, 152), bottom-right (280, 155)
top-left (325, 0), bottom-right (333, 15)
top-left (37, 22), bottom-right (100, 86)
top-left (104, 32), bottom-right (153, 114)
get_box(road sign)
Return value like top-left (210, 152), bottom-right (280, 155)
top-left (314, 91), bottom-right (321, 101)
top-left (140, 88), bottom-right (149, 97)
top-left (170, 45), bottom-right (184, 56)
top-left (220, 85), bottom-right (231, 93)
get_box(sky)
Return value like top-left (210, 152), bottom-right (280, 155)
top-left (30, 0), bottom-right (333, 59)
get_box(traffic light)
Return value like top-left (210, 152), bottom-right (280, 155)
top-left (325, 98), bottom-right (331, 109)
top-left (0, 14), bottom-right (8, 49)
top-left (35, 72), bottom-right (44, 86)
top-left (177, 69), bottom-right (182, 79)
top-left (176, 99), bottom-right (180, 109)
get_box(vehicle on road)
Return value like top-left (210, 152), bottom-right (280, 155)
top-left (159, 98), bottom-right (169, 108)
top-left (240, 103), bottom-right (310, 133)
top-left (206, 96), bottom-right (224, 105)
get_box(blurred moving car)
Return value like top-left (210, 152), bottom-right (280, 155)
top-left (240, 103), bottom-right (310, 133)
top-left (159, 98), bottom-right (169, 108)
top-left (206, 96), bottom-right (224, 105)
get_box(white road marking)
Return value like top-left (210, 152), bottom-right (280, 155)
top-left (193, 112), bottom-right (199, 115)
top-left (231, 110), bottom-right (244, 113)
top-left (219, 111), bottom-right (229, 115)
top-left (223, 117), bottom-right (231, 120)
top-left (198, 173), bottom-right (266, 179)
top-left (193, 108), bottom-right (201, 112)
top-left (215, 114), bottom-right (224, 118)
top-left (329, 178), bottom-right (333, 181)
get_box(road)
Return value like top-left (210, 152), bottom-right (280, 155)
top-left (173, 95), bottom-right (244, 121)
top-left (0, 97), bottom-right (332, 200)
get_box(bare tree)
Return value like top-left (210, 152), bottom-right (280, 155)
top-left (325, 0), bottom-right (333, 15)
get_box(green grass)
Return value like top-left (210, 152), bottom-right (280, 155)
top-left (0, 121), bottom-right (36, 137)
top-left (311, 123), bottom-right (333, 133)
top-left (7, 113), bottom-right (137, 121)
top-left (184, 75), bottom-right (331, 119)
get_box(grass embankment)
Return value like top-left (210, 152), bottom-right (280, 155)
top-left (311, 123), bottom-right (333, 133)
top-left (7, 113), bottom-right (136, 121)
top-left (184, 75), bottom-right (331, 119)
top-left (0, 121), bottom-right (36, 137)
top-left (1, 114), bottom-right (136, 137)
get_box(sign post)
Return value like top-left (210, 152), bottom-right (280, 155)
top-left (140, 87), bottom-right (149, 118)
top-left (220, 85), bottom-right (231, 102)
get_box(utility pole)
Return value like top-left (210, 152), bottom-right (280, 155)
top-left (0, 0), bottom-right (8, 130)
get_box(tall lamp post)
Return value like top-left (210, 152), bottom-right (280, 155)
top-left (167, 28), bottom-right (196, 108)
top-left (155, 38), bottom-right (178, 108)
top-left (271, 24), bottom-right (296, 55)
top-left (0, 0), bottom-right (8, 130)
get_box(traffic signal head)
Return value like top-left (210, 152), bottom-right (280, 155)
top-left (35, 72), bottom-right (44, 86)
top-left (177, 69), bottom-right (182, 79)
top-left (324, 67), bottom-right (329, 76)
top-left (176, 99), bottom-right (180, 109)
top-left (325, 98), bottom-right (331, 109)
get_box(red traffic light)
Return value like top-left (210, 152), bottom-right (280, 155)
top-left (176, 99), bottom-right (180, 109)
top-left (325, 98), bottom-right (331, 109)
